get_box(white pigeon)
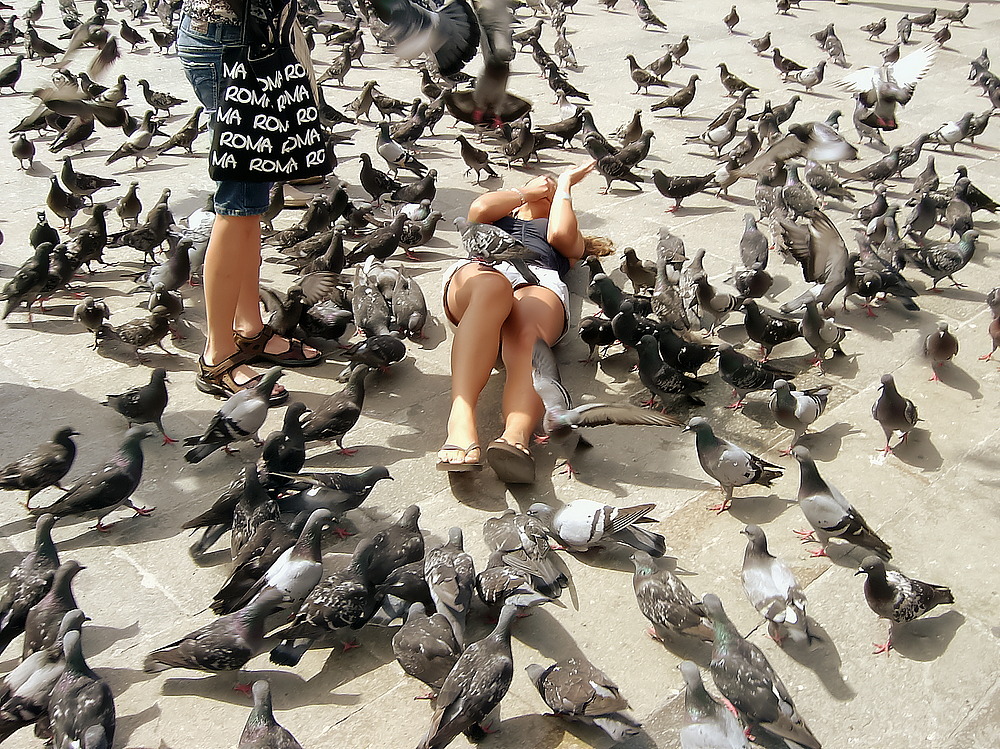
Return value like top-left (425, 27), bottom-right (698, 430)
top-left (740, 524), bottom-right (814, 646)
top-left (527, 500), bottom-right (666, 557)
top-left (834, 44), bottom-right (937, 130)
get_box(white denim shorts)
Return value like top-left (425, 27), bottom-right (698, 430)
top-left (441, 259), bottom-right (570, 341)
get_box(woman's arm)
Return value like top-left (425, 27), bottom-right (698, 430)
top-left (547, 159), bottom-right (596, 262)
top-left (468, 178), bottom-right (555, 223)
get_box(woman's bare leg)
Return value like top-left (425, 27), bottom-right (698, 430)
top-left (439, 265), bottom-right (515, 465)
top-left (497, 286), bottom-right (565, 451)
top-left (202, 215), bottom-right (265, 386)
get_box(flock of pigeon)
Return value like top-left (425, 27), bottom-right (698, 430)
top-left (0, 0), bottom-right (995, 745)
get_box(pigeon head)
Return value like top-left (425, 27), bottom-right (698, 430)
top-left (683, 416), bottom-right (711, 433)
top-left (151, 367), bottom-right (168, 384)
top-left (937, 321), bottom-right (949, 333)
top-left (404, 601), bottom-right (427, 622)
top-left (741, 524), bottom-right (768, 551)
top-left (526, 503), bottom-right (555, 524)
top-left (447, 526), bottom-right (464, 549)
top-left (54, 426), bottom-right (79, 441)
top-left (524, 663), bottom-right (548, 688)
top-left (878, 373), bottom-right (896, 390)
top-left (34, 512), bottom-right (58, 537)
top-left (855, 556), bottom-right (887, 578)
top-left (630, 550), bottom-right (657, 574)
top-left (283, 401), bottom-right (308, 428)
top-left (678, 660), bottom-right (703, 689)
top-left (789, 445), bottom-right (812, 463)
top-left (59, 608), bottom-right (88, 639)
top-left (700, 593), bottom-right (726, 621)
top-left (773, 379), bottom-right (790, 392)
top-left (399, 504), bottom-right (419, 528)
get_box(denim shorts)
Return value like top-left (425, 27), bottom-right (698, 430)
top-left (177, 12), bottom-right (272, 216)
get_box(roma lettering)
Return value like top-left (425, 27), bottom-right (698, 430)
top-left (225, 86), bottom-right (270, 108)
top-left (222, 61), bottom-right (247, 79)
top-left (217, 107), bottom-right (242, 125)
top-left (253, 113), bottom-right (288, 132)
top-left (249, 156), bottom-right (300, 174)
top-left (275, 84), bottom-right (310, 112)
top-left (280, 128), bottom-right (321, 154)
top-left (219, 131), bottom-right (273, 152)
top-left (259, 70), bottom-right (283, 92)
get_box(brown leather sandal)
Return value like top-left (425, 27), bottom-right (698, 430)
top-left (234, 323), bottom-right (324, 368)
top-left (196, 353), bottom-right (289, 406)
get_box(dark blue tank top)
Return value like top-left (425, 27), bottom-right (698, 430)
top-left (492, 216), bottom-right (570, 278)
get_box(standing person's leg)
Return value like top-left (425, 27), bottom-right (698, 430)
top-left (438, 264), bottom-right (516, 468)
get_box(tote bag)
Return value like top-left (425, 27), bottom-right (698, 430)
top-left (209, 0), bottom-right (327, 182)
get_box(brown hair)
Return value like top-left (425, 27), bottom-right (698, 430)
top-left (583, 235), bottom-right (615, 257)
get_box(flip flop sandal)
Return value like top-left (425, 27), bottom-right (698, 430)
top-left (486, 440), bottom-right (535, 484)
top-left (436, 443), bottom-right (483, 472)
top-left (234, 324), bottom-right (324, 368)
top-left (196, 354), bottom-right (289, 407)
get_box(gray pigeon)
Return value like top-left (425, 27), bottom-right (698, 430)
top-left (679, 660), bottom-right (749, 749)
top-left (776, 210), bottom-right (850, 312)
top-left (238, 680), bottom-right (303, 749)
top-left (268, 539), bottom-right (379, 666)
top-left (531, 339), bottom-right (682, 474)
top-left (392, 602), bottom-right (461, 697)
top-left (143, 589), bottom-right (284, 674)
top-left (631, 550), bottom-right (713, 642)
top-left (685, 418), bottom-right (783, 513)
top-left (871, 374), bottom-right (918, 454)
top-left (276, 466), bottom-right (393, 524)
top-left (0, 514), bottom-right (61, 656)
top-left (856, 556), bottom-right (953, 654)
top-left (741, 525), bottom-right (813, 646)
top-left (226, 509), bottom-right (331, 614)
top-left (0, 427), bottom-right (77, 505)
top-left (482, 509), bottom-right (567, 598)
top-left (800, 301), bottom-right (848, 365)
top-left (768, 380), bottom-right (831, 452)
top-left (529, 500), bottom-right (666, 556)
top-left (231, 466), bottom-right (280, 560)
top-left (184, 368), bottom-right (284, 463)
top-left (29, 427), bottom-right (153, 531)
top-left (300, 365), bottom-right (369, 454)
top-left (102, 368), bottom-right (174, 444)
top-left (21, 560), bottom-right (84, 659)
top-left (903, 229), bottom-right (978, 290)
top-left (525, 656), bottom-right (641, 743)
top-left (790, 446), bottom-right (891, 560)
top-left (416, 604), bottom-right (517, 749)
top-left (49, 629), bottom-right (115, 749)
top-left (0, 609), bottom-right (86, 743)
top-left (923, 321), bottom-right (959, 380)
top-left (703, 594), bottom-right (821, 749)
top-left (424, 527), bottom-right (475, 649)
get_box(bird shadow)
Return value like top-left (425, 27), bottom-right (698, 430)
top-left (796, 421), bottom-right (862, 462)
top-left (84, 620), bottom-right (143, 657)
top-left (486, 714), bottom-right (569, 749)
top-left (934, 363), bottom-right (982, 399)
top-left (447, 471), bottom-right (514, 513)
top-left (115, 704), bottom-right (162, 747)
top-left (726, 493), bottom-right (793, 525)
top-left (778, 618), bottom-right (856, 701)
top-left (889, 427), bottom-right (943, 472)
top-left (889, 610), bottom-right (965, 662)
